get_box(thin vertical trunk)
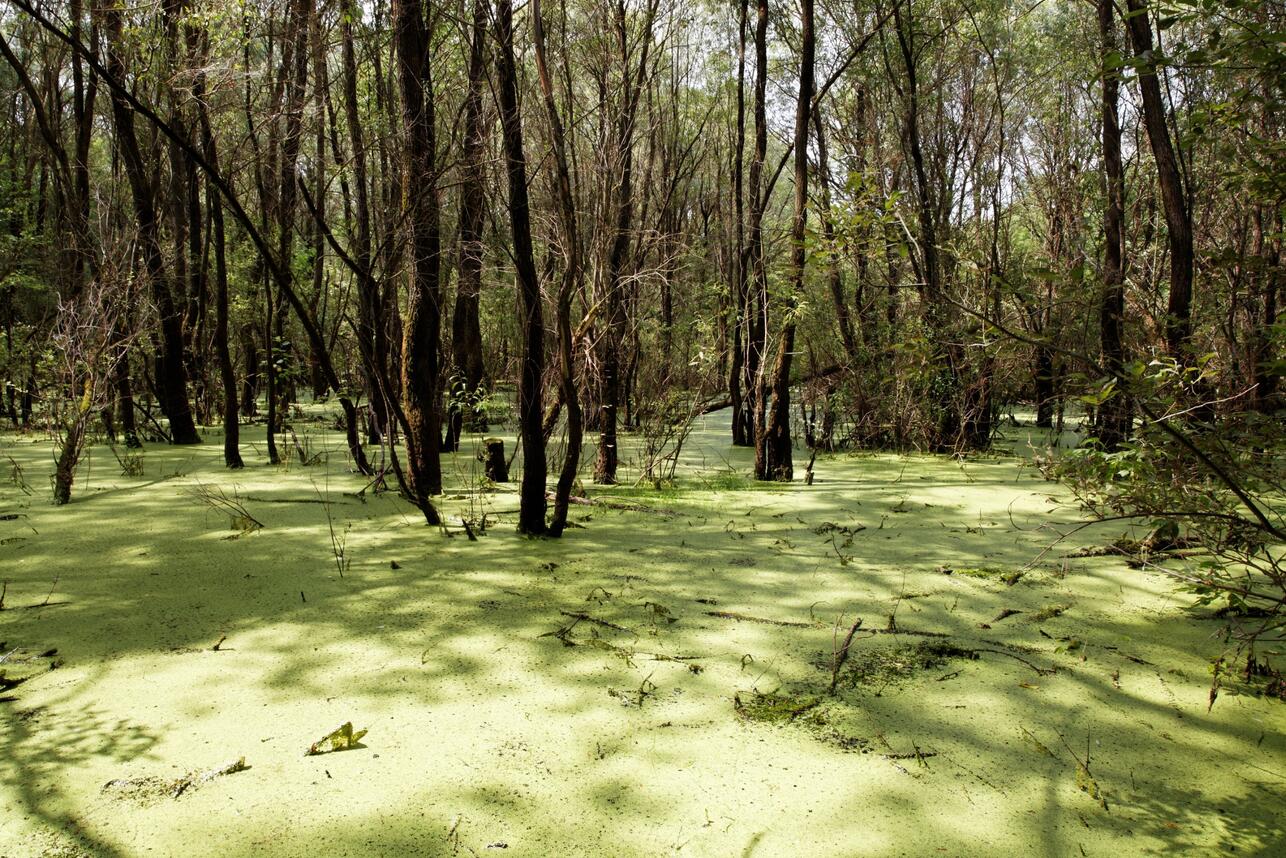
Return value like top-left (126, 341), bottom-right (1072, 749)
top-left (393, 0), bottom-right (444, 501)
top-left (447, 0), bottom-right (490, 452)
top-left (97, 0), bottom-right (200, 445)
top-left (728, 0), bottom-right (748, 446)
top-left (739, 0), bottom-right (768, 448)
top-left (192, 24), bottom-right (242, 467)
top-left (755, 0), bottom-right (812, 481)
top-left (1253, 209), bottom-right (1280, 411)
top-left (495, 0), bottom-right (548, 535)
top-left (812, 106), bottom-right (857, 361)
top-left (533, 0), bottom-right (583, 536)
top-left (340, 0), bottom-right (389, 446)
top-left (593, 0), bottom-right (655, 485)
top-left (895, 0), bottom-right (958, 450)
top-left (307, 2), bottom-right (329, 400)
top-left (1098, 0), bottom-right (1130, 449)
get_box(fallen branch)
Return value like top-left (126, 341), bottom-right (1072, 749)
top-left (830, 617), bottom-right (864, 694)
top-left (705, 610), bottom-right (813, 628)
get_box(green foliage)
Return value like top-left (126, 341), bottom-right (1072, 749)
top-left (1057, 395), bottom-right (1284, 678)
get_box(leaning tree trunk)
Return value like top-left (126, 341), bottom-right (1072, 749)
top-left (1125, 0), bottom-right (1194, 364)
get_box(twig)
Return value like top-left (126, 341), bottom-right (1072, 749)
top-left (704, 610), bottom-right (812, 628)
top-left (829, 616), bottom-right (864, 694)
top-left (559, 611), bottom-right (632, 633)
top-left (41, 574), bottom-right (59, 607)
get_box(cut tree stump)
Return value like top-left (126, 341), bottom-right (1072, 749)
top-left (479, 438), bottom-right (508, 482)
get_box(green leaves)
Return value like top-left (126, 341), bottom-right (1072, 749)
top-left (306, 721), bottom-right (368, 756)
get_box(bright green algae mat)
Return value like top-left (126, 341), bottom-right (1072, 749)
top-left (2, 411), bottom-right (1283, 856)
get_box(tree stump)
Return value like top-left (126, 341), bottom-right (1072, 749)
top-left (479, 437), bottom-right (507, 482)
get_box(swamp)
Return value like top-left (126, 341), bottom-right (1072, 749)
top-left (1, 0), bottom-right (1284, 854)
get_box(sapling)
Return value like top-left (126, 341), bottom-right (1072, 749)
top-left (47, 278), bottom-right (140, 505)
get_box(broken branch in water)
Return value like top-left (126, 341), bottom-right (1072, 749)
top-left (830, 616), bottom-right (865, 694)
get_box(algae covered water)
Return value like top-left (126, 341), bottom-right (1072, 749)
top-left (2, 412), bottom-right (1283, 856)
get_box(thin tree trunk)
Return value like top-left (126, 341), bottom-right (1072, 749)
top-left (393, 0), bottom-right (445, 501)
top-left (97, 0), bottom-right (200, 445)
top-left (495, 0), bottom-right (548, 535)
top-left (447, 0), bottom-right (490, 453)
top-left (340, 0), bottom-right (389, 447)
top-left (728, 0), bottom-right (748, 446)
top-left (1125, 0), bottom-right (1194, 363)
top-left (192, 24), bottom-right (242, 468)
top-left (1098, 0), bottom-right (1130, 449)
top-left (534, 0), bottom-right (583, 536)
top-left (739, 0), bottom-right (768, 449)
top-left (755, 0), bottom-right (812, 481)
top-left (812, 106), bottom-right (857, 361)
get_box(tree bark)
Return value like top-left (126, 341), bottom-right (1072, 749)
top-left (533, 0), bottom-right (584, 536)
top-left (1125, 0), bottom-right (1194, 363)
top-left (754, 0), bottom-right (813, 481)
top-left (97, 0), bottom-right (200, 445)
top-left (1098, 0), bottom-right (1131, 449)
top-left (494, 0), bottom-right (548, 535)
top-left (393, 0), bottom-right (445, 501)
top-left (447, 0), bottom-right (490, 452)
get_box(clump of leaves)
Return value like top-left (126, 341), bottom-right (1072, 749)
top-left (306, 722), bottom-right (368, 756)
top-left (1032, 604), bottom-right (1070, 622)
top-left (938, 565), bottom-right (1027, 585)
top-left (834, 640), bottom-right (979, 690)
top-left (733, 691), bottom-right (821, 724)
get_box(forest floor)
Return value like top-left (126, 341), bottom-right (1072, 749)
top-left (1, 408), bottom-right (1283, 857)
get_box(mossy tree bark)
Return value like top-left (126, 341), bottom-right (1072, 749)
top-left (393, 0), bottom-right (445, 501)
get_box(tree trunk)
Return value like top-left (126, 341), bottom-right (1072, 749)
top-left (533, 0), bottom-right (584, 536)
top-left (755, 0), bottom-right (812, 481)
top-left (738, 0), bottom-right (769, 449)
top-left (339, 0), bottom-right (389, 447)
top-left (393, 0), bottom-right (445, 501)
top-left (447, 0), bottom-right (490, 453)
top-left (1097, 0), bottom-right (1131, 449)
top-left (593, 0), bottom-right (655, 485)
top-left (727, 0), bottom-right (748, 446)
top-left (98, 0), bottom-right (200, 445)
top-left (1125, 0), bottom-right (1194, 363)
top-left (495, 0), bottom-right (548, 535)
top-left (895, 2), bottom-right (959, 452)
